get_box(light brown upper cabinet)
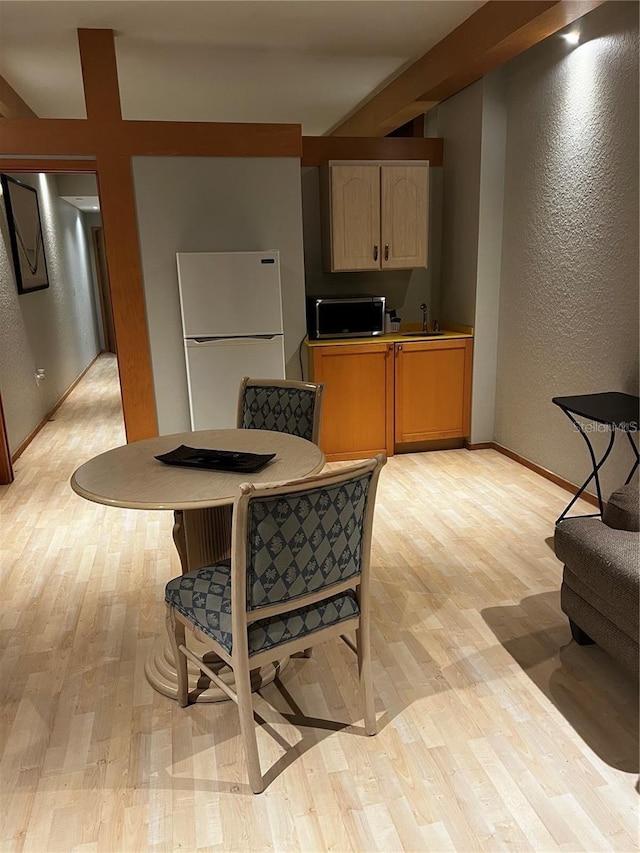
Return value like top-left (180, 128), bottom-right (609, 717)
top-left (381, 166), bottom-right (429, 269)
top-left (321, 161), bottom-right (429, 272)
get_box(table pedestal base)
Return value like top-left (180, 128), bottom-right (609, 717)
top-left (145, 635), bottom-right (289, 703)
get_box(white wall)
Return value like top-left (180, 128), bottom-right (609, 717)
top-left (432, 81), bottom-right (484, 329)
top-left (494, 2), bottom-right (639, 496)
top-left (131, 156), bottom-right (307, 435)
top-left (471, 71), bottom-right (507, 444)
top-left (0, 174), bottom-right (102, 453)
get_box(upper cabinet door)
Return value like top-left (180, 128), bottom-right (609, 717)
top-left (330, 165), bottom-right (380, 271)
top-left (380, 165), bottom-right (428, 269)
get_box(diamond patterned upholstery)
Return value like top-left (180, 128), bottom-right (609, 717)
top-left (247, 474), bottom-right (371, 609)
top-left (165, 562), bottom-right (359, 656)
top-left (241, 385), bottom-right (317, 442)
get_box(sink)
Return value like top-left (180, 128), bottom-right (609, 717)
top-left (402, 331), bottom-right (445, 337)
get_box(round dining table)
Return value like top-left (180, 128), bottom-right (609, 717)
top-left (71, 428), bottom-right (325, 702)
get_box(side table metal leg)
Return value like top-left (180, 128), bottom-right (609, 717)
top-left (556, 414), bottom-right (615, 523)
top-left (624, 430), bottom-right (639, 485)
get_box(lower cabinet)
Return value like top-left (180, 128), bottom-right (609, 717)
top-left (394, 338), bottom-right (472, 444)
top-left (309, 337), bottom-right (473, 461)
top-left (308, 342), bottom-right (394, 461)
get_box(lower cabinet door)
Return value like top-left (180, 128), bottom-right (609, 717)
top-left (395, 339), bottom-right (473, 443)
top-left (310, 343), bottom-right (394, 461)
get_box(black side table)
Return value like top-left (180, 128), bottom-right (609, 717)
top-left (552, 392), bottom-right (639, 523)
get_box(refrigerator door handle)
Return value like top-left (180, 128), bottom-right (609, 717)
top-left (190, 335), bottom-right (280, 344)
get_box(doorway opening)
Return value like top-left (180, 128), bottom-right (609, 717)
top-left (0, 169), bottom-right (122, 484)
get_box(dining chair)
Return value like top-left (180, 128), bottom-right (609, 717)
top-left (165, 453), bottom-right (386, 793)
top-left (187, 379), bottom-right (324, 572)
top-left (237, 377), bottom-right (325, 445)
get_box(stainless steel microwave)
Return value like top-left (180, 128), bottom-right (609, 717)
top-left (306, 295), bottom-right (386, 340)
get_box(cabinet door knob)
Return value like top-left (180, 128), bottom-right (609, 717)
top-left (373, 244), bottom-right (379, 261)
top-left (384, 244), bottom-right (389, 261)
top-left (397, 344), bottom-right (403, 351)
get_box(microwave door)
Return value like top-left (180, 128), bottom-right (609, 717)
top-left (315, 298), bottom-right (385, 338)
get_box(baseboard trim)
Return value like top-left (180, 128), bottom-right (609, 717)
top-left (396, 438), bottom-right (464, 454)
top-left (11, 354), bottom-right (101, 463)
top-left (466, 440), bottom-right (600, 509)
top-left (464, 440), bottom-right (493, 451)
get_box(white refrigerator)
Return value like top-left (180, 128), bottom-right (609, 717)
top-left (176, 250), bottom-right (286, 430)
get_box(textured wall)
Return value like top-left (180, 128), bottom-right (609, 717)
top-left (494, 2), bottom-right (639, 496)
top-left (0, 174), bottom-right (102, 453)
top-left (132, 156), bottom-right (307, 435)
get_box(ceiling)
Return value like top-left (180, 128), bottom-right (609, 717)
top-left (0, 0), bottom-right (484, 135)
top-left (60, 195), bottom-right (100, 211)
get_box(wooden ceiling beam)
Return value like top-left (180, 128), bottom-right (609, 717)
top-left (0, 117), bottom-right (301, 158)
top-left (118, 120), bottom-right (302, 157)
top-left (0, 119), bottom-right (96, 155)
top-left (0, 75), bottom-right (37, 118)
top-left (330, 0), bottom-right (605, 137)
top-left (75, 29), bottom-right (157, 442)
top-left (302, 136), bottom-right (443, 167)
top-left (377, 101), bottom-right (437, 137)
top-left (78, 29), bottom-right (123, 121)
top-left (0, 158), bottom-right (97, 173)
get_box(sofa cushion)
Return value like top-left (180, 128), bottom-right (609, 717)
top-left (603, 482), bottom-right (639, 532)
top-left (554, 517), bottom-right (639, 621)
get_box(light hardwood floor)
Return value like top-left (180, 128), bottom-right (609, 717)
top-left (1, 355), bottom-right (637, 852)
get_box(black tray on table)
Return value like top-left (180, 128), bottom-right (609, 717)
top-left (155, 445), bottom-right (276, 473)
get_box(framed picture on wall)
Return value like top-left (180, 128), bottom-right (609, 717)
top-left (0, 174), bottom-right (49, 294)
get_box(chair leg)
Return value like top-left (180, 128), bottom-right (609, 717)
top-left (234, 658), bottom-right (264, 794)
top-left (356, 625), bottom-right (376, 736)
top-left (166, 607), bottom-right (189, 707)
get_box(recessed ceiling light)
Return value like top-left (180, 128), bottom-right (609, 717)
top-left (563, 31), bottom-right (580, 46)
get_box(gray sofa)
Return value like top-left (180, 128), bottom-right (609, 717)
top-left (554, 482), bottom-right (639, 676)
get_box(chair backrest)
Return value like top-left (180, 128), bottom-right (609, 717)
top-left (230, 455), bottom-right (385, 623)
top-left (237, 377), bottom-right (324, 445)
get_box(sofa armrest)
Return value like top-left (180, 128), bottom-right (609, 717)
top-left (554, 517), bottom-right (639, 600)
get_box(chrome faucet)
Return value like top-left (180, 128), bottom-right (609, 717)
top-left (420, 302), bottom-right (428, 333)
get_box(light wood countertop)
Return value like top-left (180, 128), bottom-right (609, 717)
top-left (305, 325), bottom-right (474, 347)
